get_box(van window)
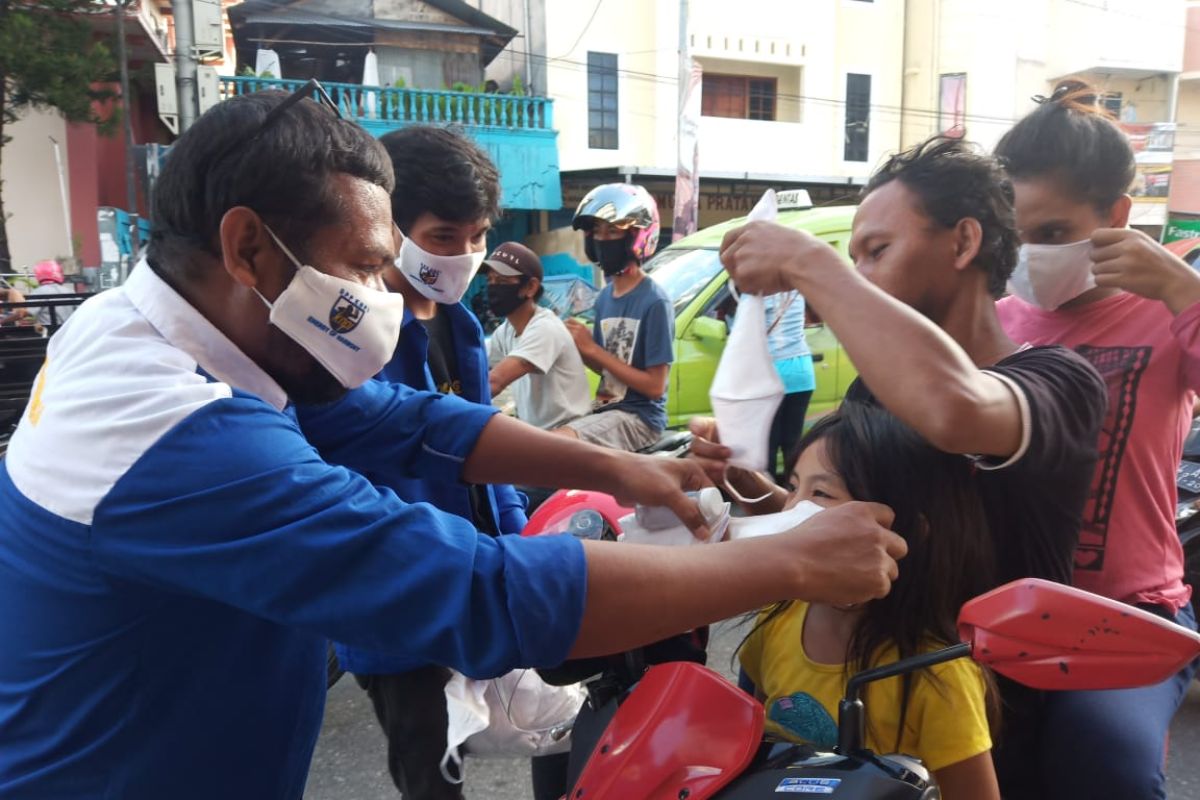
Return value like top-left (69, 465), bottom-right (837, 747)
top-left (645, 248), bottom-right (725, 315)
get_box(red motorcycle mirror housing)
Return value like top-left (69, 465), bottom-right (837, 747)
top-left (959, 578), bottom-right (1200, 691)
top-left (570, 662), bottom-right (763, 800)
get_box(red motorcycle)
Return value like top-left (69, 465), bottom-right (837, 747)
top-left (526, 494), bottom-right (1200, 800)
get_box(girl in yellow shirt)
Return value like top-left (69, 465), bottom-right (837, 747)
top-left (739, 401), bottom-right (1000, 800)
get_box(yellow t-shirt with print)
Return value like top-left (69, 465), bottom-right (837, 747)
top-left (738, 602), bottom-right (992, 772)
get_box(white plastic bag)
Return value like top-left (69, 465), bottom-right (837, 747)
top-left (442, 669), bottom-right (586, 774)
top-left (710, 190), bottom-right (786, 475)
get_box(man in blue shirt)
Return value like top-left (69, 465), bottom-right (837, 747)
top-left (559, 183), bottom-right (674, 451)
top-left (0, 85), bottom-right (907, 799)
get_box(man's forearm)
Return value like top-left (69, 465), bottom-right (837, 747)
top-left (463, 413), bottom-right (625, 493)
top-left (568, 537), bottom-right (801, 658)
top-left (1166, 271), bottom-right (1200, 316)
top-left (584, 346), bottom-right (665, 398)
top-left (798, 268), bottom-right (1020, 456)
top-left (577, 348), bottom-right (606, 374)
top-left (569, 499), bottom-right (905, 657)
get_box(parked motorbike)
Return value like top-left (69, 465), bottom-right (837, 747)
top-left (524, 495), bottom-right (1200, 800)
top-left (567, 578), bottom-right (1200, 800)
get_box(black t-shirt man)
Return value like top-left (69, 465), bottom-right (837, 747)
top-left (847, 344), bottom-right (1106, 587)
top-left (849, 343), bottom-right (1107, 800)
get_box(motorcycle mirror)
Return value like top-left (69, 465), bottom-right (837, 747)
top-left (959, 578), bottom-right (1200, 691)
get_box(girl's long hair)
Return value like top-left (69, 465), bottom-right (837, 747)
top-left (740, 401), bottom-right (999, 748)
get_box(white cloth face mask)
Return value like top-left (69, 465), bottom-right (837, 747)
top-left (256, 226), bottom-right (405, 389)
top-left (1007, 239), bottom-right (1096, 310)
top-left (726, 499), bottom-right (825, 541)
top-left (710, 190), bottom-right (786, 475)
top-left (396, 236), bottom-right (486, 304)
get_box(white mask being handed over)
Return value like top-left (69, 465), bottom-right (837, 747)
top-left (709, 190), bottom-right (786, 494)
top-left (1007, 239), bottom-right (1096, 310)
top-left (396, 236), bottom-right (486, 304)
top-left (256, 225), bottom-right (405, 389)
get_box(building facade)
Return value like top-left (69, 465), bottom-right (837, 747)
top-left (526, 0), bottom-right (905, 238)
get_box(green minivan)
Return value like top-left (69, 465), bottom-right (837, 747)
top-left (643, 203), bottom-right (860, 429)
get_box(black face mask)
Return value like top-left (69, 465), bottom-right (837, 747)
top-left (486, 282), bottom-right (527, 317)
top-left (587, 236), bottom-right (631, 276)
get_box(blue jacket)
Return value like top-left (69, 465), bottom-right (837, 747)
top-left (0, 264), bottom-right (586, 799)
top-left (327, 303), bottom-right (529, 674)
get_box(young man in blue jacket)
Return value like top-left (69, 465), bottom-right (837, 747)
top-left (337, 125), bottom-right (528, 800)
top-left (0, 86), bottom-right (907, 799)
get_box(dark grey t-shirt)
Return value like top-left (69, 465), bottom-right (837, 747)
top-left (846, 345), bottom-right (1107, 586)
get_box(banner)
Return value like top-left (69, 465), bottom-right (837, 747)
top-left (672, 59), bottom-right (702, 242)
top-left (1162, 217), bottom-right (1200, 244)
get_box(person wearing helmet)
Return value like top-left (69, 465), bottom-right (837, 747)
top-left (558, 183), bottom-right (674, 451)
top-left (26, 260), bottom-right (76, 330)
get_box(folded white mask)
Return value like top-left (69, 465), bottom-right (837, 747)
top-left (710, 190), bottom-right (786, 474)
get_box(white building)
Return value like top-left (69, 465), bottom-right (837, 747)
top-left (481, 0), bottom-right (1190, 242)
top-left (530, 0), bottom-right (906, 234)
top-left (901, 0), bottom-right (1186, 229)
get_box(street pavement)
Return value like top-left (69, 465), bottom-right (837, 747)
top-left (305, 620), bottom-right (1200, 799)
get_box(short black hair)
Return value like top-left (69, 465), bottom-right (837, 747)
top-left (379, 125), bottom-right (501, 232)
top-left (995, 79), bottom-right (1135, 212)
top-left (864, 136), bottom-right (1018, 298)
top-left (148, 90), bottom-right (393, 284)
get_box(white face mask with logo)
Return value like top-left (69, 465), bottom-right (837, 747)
top-left (1007, 239), bottom-right (1096, 310)
top-left (256, 226), bottom-right (405, 389)
top-left (395, 236), bottom-right (486, 304)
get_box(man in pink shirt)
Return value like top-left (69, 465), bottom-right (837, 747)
top-left (995, 80), bottom-right (1198, 800)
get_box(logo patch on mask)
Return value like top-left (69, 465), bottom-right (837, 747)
top-left (329, 289), bottom-right (367, 334)
top-left (418, 263), bottom-right (441, 287)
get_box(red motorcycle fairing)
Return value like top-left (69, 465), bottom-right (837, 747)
top-left (522, 489), bottom-right (632, 538)
top-left (570, 662), bottom-right (763, 800)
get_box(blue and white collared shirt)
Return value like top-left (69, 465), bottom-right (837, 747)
top-left (0, 262), bottom-right (586, 799)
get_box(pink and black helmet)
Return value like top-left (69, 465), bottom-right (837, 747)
top-left (572, 183), bottom-right (661, 264)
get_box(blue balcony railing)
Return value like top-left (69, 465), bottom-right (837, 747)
top-left (219, 76), bottom-right (554, 131)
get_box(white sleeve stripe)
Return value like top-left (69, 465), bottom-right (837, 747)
top-left (973, 371), bottom-right (1032, 472)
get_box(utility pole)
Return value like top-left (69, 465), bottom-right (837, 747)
top-left (672, 0), bottom-right (701, 242)
top-left (175, 0), bottom-right (198, 131)
top-left (114, 0), bottom-right (139, 252)
top-left (49, 136), bottom-right (73, 260)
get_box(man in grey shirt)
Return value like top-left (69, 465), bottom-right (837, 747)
top-left (485, 242), bottom-right (591, 429)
